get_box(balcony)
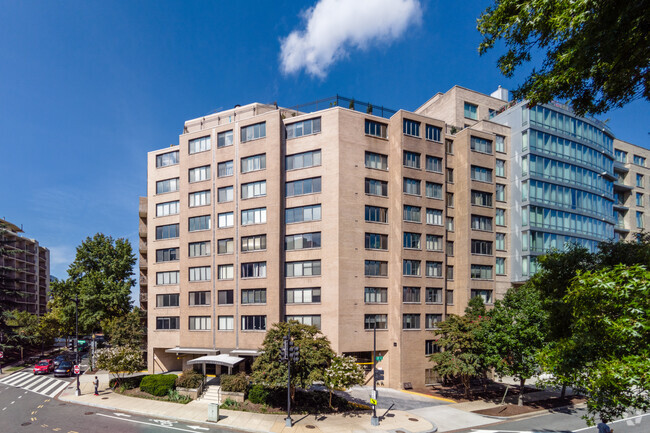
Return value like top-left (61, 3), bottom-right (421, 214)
top-left (614, 181), bottom-right (633, 192)
top-left (140, 292), bottom-right (148, 304)
top-left (139, 239), bottom-right (147, 253)
top-left (614, 161), bottom-right (629, 173)
top-left (139, 197), bottom-right (148, 217)
top-left (615, 224), bottom-right (630, 233)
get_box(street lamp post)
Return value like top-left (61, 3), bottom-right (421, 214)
top-left (74, 294), bottom-right (80, 396)
top-left (371, 320), bottom-right (378, 426)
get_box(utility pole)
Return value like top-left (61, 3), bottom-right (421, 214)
top-left (74, 294), bottom-right (80, 396)
top-left (279, 326), bottom-right (300, 428)
top-left (371, 320), bottom-right (378, 426)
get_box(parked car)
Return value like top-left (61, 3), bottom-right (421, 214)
top-left (33, 359), bottom-right (54, 375)
top-left (54, 361), bottom-right (73, 377)
top-left (53, 355), bottom-right (69, 369)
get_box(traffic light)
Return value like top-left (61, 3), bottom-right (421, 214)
top-left (289, 345), bottom-right (300, 362)
top-left (375, 368), bottom-right (384, 382)
top-left (280, 336), bottom-right (290, 362)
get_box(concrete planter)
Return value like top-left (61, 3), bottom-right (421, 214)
top-left (176, 381), bottom-right (204, 400)
top-left (220, 391), bottom-right (245, 403)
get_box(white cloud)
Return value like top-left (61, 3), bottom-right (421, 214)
top-left (280, 0), bottom-right (422, 78)
top-left (48, 244), bottom-right (76, 278)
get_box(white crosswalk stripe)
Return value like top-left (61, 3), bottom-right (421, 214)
top-left (0, 371), bottom-right (71, 398)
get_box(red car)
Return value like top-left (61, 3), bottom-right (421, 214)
top-left (33, 359), bottom-right (54, 375)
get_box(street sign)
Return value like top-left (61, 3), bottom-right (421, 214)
top-left (74, 365), bottom-right (80, 374)
top-left (370, 398), bottom-right (377, 406)
top-left (0, 351), bottom-right (3, 358)
top-left (77, 340), bottom-right (86, 344)
top-left (375, 355), bottom-right (383, 361)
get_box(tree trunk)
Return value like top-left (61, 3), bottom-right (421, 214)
top-left (518, 378), bottom-right (526, 406)
top-left (561, 383), bottom-right (566, 398)
top-left (329, 389), bottom-right (333, 408)
top-left (462, 375), bottom-right (471, 399)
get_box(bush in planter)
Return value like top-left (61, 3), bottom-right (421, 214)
top-left (175, 369), bottom-right (204, 389)
top-left (247, 384), bottom-right (270, 404)
top-left (220, 372), bottom-right (248, 393)
top-left (140, 374), bottom-right (178, 396)
top-left (109, 375), bottom-right (144, 390)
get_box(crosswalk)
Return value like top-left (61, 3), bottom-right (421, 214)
top-left (0, 371), bottom-right (70, 398)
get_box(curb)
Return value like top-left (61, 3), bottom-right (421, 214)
top-left (470, 401), bottom-right (588, 422)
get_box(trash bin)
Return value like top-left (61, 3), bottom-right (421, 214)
top-left (208, 403), bottom-right (219, 422)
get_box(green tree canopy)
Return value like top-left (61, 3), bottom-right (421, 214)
top-left (323, 355), bottom-right (365, 408)
top-left (478, 0), bottom-right (650, 115)
top-left (101, 307), bottom-right (145, 349)
top-left (95, 345), bottom-right (146, 387)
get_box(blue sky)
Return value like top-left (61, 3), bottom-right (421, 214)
top-left (1, 0), bottom-right (648, 303)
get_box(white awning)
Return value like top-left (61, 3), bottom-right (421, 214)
top-left (229, 349), bottom-right (262, 356)
top-left (165, 347), bottom-right (219, 355)
top-left (186, 354), bottom-right (245, 368)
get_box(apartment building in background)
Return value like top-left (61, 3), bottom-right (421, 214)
top-left (141, 86), bottom-right (649, 389)
top-left (0, 218), bottom-right (50, 316)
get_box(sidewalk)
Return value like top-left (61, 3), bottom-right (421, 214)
top-left (58, 378), bottom-right (437, 433)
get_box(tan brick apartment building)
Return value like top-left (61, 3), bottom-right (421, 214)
top-left (141, 86), bottom-right (649, 388)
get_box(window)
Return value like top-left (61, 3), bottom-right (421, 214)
top-left (471, 265), bottom-right (493, 280)
top-left (365, 119), bottom-right (388, 138)
top-left (403, 314), bottom-right (420, 329)
top-left (471, 289), bottom-right (493, 304)
top-left (446, 290), bottom-right (454, 304)
top-left (218, 264), bottom-right (234, 280)
top-left (446, 168), bottom-right (454, 183)
top-left (286, 117), bottom-right (321, 139)
top-left (495, 135), bottom-right (505, 153)
top-left (218, 186), bottom-right (234, 203)
top-left (403, 205), bottom-right (421, 223)
top-left (286, 287), bottom-right (321, 303)
top-left (156, 224), bottom-right (179, 240)
top-left (241, 234), bottom-right (267, 252)
top-left (445, 139), bottom-right (454, 154)
top-left (218, 160), bottom-right (233, 177)
top-left (241, 154), bottom-right (266, 173)
top-left (189, 191), bottom-right (210, 207)
top-left (496, 159), bottom-right (505, 177)
top-left (156, 271), bottom-right (179, 285)
top-left (403, 286), bottom-right (420, 303)
top-left (637, 211), bottom-right (644, 228)
top-left (156, 178), bottom-right (179, 194)
top-left (471, 136), bottom-right (492, 154)
top-left (189, 136), bottom-right (210, 154)
top-left (446, 192), bottom-right (454, 208)
top-left (285, 232), bottom-right (320, 250)
top-left (286, 204), bottom-right (321, 223)
top-left (471, 240), bottom-right (493, 255)
top-left (446, 217), bottom-right (454, 231)
top-left (156, 248), bottom-right (179, 262)
top-left (286, 315), bottom-right (321, 330)
top-left (425, 287), bottom-right (442, 303)
top-left (189, 165), bottom-right (210, 183)
top-left (425, 340), bottom-right (441, 354)
top-left (366, 233), bottom-right (388, 250)
top-left (447, 266), bottom-right (454, 280)
top-left (217, 130), bottom-right (233, 148)
top-left (496, 233), bottom-right (506, 251)
top-left (637, 193), bottom-right (644, 207)
top-left (364, 314), bottom-right (388, 330)
top-left (365, 151), bottom-right (388, 170)
top-left (286, 150), bottom-right (322, 170)
top-left (425, 314), bottom-right (442, 330)
top-left (615, 149), bottom-right (627, 163)
top-left (218, 316), bottom-right (234, 330)
top-left (156, 294), bottom-right (179, 307)
top-left (637, 174), bottom-right (644, 188)
top-left (426, 182), bottom-right (443, 200)
top-left (634, 155), bottom-right (646, 167)
top-left (426, 124), bottom-right (442, 142)
top-left (366, 205), bottom-right (388, 223)
top-left (464, 102), bottom-right (478, 120)
top-left (241, 122), bottom-right (266, 142)
top-left (241, 315), bottom-right (266, 330)
top-left (242, 180), bottom-right (267, 199)
top-left (189, 316), bottom-right (211, 330)
top-left (403, 232), bottom-right (421, 249)
top-left (426, 156), bottom-right (442, 173)
top-left (218, 290), bottom-right (233, 305)
top-left (403, 151), bottom-right (421, 169)
top-left (496, 258), bottom-right (506, 275)
top-left (189, 241), bottom-right (210, 257)
top-left (471, 165), bottom-right (493, 183)
top-left (241, 261), bottom-right (266, 278)
top-left (426, 234), bottom-right (442, 251)
top-left (496, 184), bottom-right (506, 202)
top-left (446, 241), bottom-right (454, 256)
top-left (366, 178), bottom-right (388, 196)
top-left (242, 289), bottom-right (266, 304)
top-left (496, 208), bottom-right (506, 226)
top-left (403, 259), bottom-right (421, 277)
top-left (365, 260), bottom-right (388, 277)
top-left (156, 151), bottom-right (179, 168)
top-left (241, 207), bottom-right (266, 225)
top-left (426, 261), bottom-right (443, 277)
top-left (471, 190), bottom-right (493, 207)
top-left (286, 260), bottom-right (321, 277)
top-left (156, 201), bottom-right (179, 217)
top-left (403, 178), bottom-right (421, 196)
top-left (427, 209), bottom-right (443, 225)
top-left (286, 177), bottom-right (321, 197)
top-left (218, 238), bottom-right (234, 255)
top-left (189, 215), bottom-right (211, 232)
top-left (189, 266), bottom-right (211, 282)
top-left (189, 291), bottom-right (210, 306)
top-left (403, 119), bottom-right (420, 137)
top-left (364, 287), bottom-right (387, 303)
top-left (472, 215), bottom-right (493, 231)
top-left (156, 316), bottom-right (179, 330)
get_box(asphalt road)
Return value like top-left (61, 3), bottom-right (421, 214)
top-left (0, 384), bottom-right (242, 433)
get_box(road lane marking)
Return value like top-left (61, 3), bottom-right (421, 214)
top-left (48, 382), bottom-right (69, 398)
top-left (23, 376), bottom-right (50, 391)
top-left (96, 413), bottom-right (206, 432)
top-left (1, 372), bottom-right (31, 385)
top-left (573, 412), bottom-right (650, 431)
top-left (38, 380), bottom-right (63, 396)
top-left (38, 404), bottom-right (44, 408)
top-left (187, 426), bottom-right (209, 430)
top-left (11, 375), bottom-right (43, 388)
top-left (114, 413), bottom-right (131, 417)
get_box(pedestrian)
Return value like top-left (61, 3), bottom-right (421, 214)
top-left (597, 418), bottom-right (613, 433)
top-left (93, 376), bottom-right (99, 396)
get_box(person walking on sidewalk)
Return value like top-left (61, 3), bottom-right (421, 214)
top-left (597, 418), bottom-right (613, 433)
top-left (93, 376), bottom-right (99, 396)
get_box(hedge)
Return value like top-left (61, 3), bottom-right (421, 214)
top-left (220, 372), bottom-right (248, 393)
top-left (175, 369), bottom-right (204, 389)
top-left (140, 374), bottom-right (178, 396)
top-left (109, 375), bottom-right (145, 390)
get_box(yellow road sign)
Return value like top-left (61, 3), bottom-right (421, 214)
top-left (370, 398), bottom-right (377, 405)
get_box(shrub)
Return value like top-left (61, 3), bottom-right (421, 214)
top-left (175, 369), bottom-right (204, 389)
top-left (220, 372), bottom-right (248, 393)
top-left (247, 384), bottom-right (269, 404)
top-left (140, 374), bottom-right (178, 396)
top-left (220, 398), bottom-right (239, 409)
top-left (109, 375), bottom-right (144, 390)
top-left (167, 389), bottom-right (191, 404)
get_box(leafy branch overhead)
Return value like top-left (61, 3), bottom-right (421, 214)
top-left (478, 0), bottom-right (650, 115)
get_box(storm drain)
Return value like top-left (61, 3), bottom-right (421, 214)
top-left (21, 422), bottom-right (31, 426)
top-left (84, 412), bottom-right (94, 415)
top-left (305, 425), bottom-right (316, 429)
top-left (409, 417), bottom-right (419, 422)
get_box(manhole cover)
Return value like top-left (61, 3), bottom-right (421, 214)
top-left (385, 413), bottom-right (395, 417)
top-left (84, 412), bottom-right (94, 415)
top-left (102, 397), bottom-right (108, 400)
top-left (21, 422), bottom-right (31, 426)
top-left (409, 417), bottom-right (419, 421)
top-left (305, 426), bottom-right (316, 429)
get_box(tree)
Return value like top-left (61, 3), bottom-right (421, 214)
top-left (477, 0), bottom-right (650, 115)
top-left (486, 284), bottom-right (548, 406)
top-left (6, 310), bottom-right (39, 360)
top-left (95, 346), bottom-right (145, 387)
top-left (540, 264), bottom-right (650, 423)
top-left (50, 234), bottom-right (135, 335)
top-left (252, 321), bottom-right (335, 400)
top-left (101, 307), bottom-right (145, 348)
top-left (323, 355), bottom-right (365, 408)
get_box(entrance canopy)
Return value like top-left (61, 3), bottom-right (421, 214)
top-left (187, 354), bottom-right (245, 368)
